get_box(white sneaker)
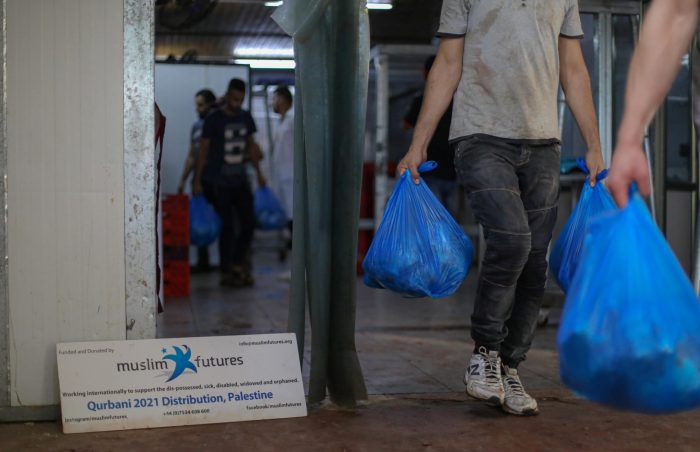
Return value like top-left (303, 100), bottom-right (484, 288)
top-left (502, 365), bottom-right (539, 416)
top-left (463, 347), bottom-right (505, 406)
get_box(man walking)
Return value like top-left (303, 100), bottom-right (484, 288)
top-left (399, 0), bottom-right (605, 415)
top-left (193, 78), bottom-right (265, 287)
top-left (178, 88), bottom-right (217, 272)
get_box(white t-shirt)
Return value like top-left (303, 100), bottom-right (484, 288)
top-left (271, 113), bottom-right (294, 219)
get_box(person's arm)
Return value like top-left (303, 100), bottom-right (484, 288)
top-left (248, 137), bottom-right (267, 187)
top-left (193, 138), bottom-right (210, 196)
top-left (177, 145), bottom-right (196, 193)
top-left (559, 37), bottom-right (605, 186)
top-left (398, 36), bottom-right (464, 184)
top-left (609, 0), bottom-right (699, 206)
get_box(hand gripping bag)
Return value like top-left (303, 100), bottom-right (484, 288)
top-left (549, 159), bottom-right (617, 292)
top-left (190, 194), bottom-right (222, 247)
top-left (558, 190), bottom-right (700, 413)
top-left (254, 186), bottom-right (288, 231)
top-left (362, 161), bottom-right (474, 298)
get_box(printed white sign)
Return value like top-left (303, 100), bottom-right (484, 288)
top-left (57, 333), bottom-right (306, 433)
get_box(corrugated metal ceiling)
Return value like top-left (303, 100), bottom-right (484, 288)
top-left (156, 0), bottom-right (441, 60)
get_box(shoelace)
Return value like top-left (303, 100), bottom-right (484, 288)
top-left (480, 352), bottom-right (502, 386)
top-left (504, 375), bottom-right (526, 397)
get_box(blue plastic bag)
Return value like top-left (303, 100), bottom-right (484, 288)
top-left (362, 161), bottom-right (473, 298)
top-left (254, 186), bottom-right (288, 231)
top-left (190, 194), bottom-right (222, 247)
top-left (558, 190), bottom-right (700, 413)
top-left (549, 159), bottom-right (617, 292)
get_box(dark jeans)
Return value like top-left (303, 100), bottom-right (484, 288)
top-left (454, 136), bottom-right (560, 368)
top-left (209, 183), bottom-right (255, 273)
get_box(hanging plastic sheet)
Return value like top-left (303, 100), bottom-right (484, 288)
top-left (363, 162), bottom-right (473, 298)
top-left (549, 159), bottom-right (616, 292)
top-left (558, 189), bottom-right (700, 413)
top-left (272, 0), bottom-right (369, 406)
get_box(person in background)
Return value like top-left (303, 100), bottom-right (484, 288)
top-left (271, 86), bottom-right (294, 239)
top-left (178, 88), bottom-right (217, 273)
top-left (609, 0), bottom-right (698, 206)
top-left (399, 1), bottom-right (604, 416)
top-left (403, 56), bottom-right (457, 213)
top-left (193, 78), bottom-right (266, 287)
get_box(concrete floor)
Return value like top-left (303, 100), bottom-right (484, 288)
top-left (2, 246), bottom-right (700, 451)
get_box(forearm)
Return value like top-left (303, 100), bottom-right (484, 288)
top-left (562, 68), bottom-right (600, 153)
top-left (179, 153), bottom-right (195, 185)
top-left (618, 0), bottom-right (699, 145)
top-left (194, 142), bottom-right (209, 185)
top-left (410, 41), bottom-right (463, 153)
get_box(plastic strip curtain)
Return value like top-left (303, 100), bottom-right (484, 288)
top-left (273, 0), bottom-right (369, 406)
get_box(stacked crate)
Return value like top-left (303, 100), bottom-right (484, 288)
top-left (162, 194), bottom-right (190, 297)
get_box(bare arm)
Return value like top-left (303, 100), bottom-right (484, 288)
top-left (559, 37), bottom-right (604, 186)
top-left (248, 137), bottom-right (267, 187)
top-left (609, 0), bottom-right (699, 206)
top-left (193, 138), bottom-right (210, 196)
top-left (177, 146), bottom-right (196, 193)
top-left (398, 36), bottom-right (464, 183)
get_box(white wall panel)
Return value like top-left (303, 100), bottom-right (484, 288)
top-left (7, 0), bottom-right (126, 406)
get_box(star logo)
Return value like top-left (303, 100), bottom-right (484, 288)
top-left (162, 345), bottom-right (198, 382)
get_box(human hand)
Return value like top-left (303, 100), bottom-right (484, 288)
top-left (193, 180), bottom-right (203, 196)
top-left (397, 147), bottom-right (427, 184)
top-left (585, 148), bottom-right (606, 187)
top-left (177, 182), bottom-right (185, 194)
top-left (608, 141), bottom-right (651, 207)
top-left (250, 143), bottom-right (263, 165)
top-left (257, 174), bottom-right (268, 187)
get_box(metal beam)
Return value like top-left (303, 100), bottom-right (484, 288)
top-left (598, 13), bottom-right (613, 166)
top-left (0, 0), bottom-right (8, 408)
top-left (373, 52), bottom-right (389, 231)
top-left (580, 0), bottom-right (640, 15)
top-left (124, 0), bottom-right (157, 339)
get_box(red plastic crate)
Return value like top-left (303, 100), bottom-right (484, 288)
top-left (164, 260), bottom-right (190, 297)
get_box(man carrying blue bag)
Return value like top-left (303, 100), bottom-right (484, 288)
top-left (609, 1), bottom-right (698, 205)
top-left (399, 1), bottom-right (604, 415)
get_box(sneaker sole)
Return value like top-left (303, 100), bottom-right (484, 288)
top-left (465, 388), bottom-right (503, 407)
top-left (502, 405), bottom-right (539, 416)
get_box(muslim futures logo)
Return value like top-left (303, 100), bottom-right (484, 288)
top-left (115, 345), bottom-right (243, 381)
top-left (162, 345), bottom-right (198, 382)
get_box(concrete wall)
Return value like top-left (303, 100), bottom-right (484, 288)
top-left (6, 0), bottom-right (126, 406)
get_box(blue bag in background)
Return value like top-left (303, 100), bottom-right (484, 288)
top-left (254, 186), bottom-right (288, 231)
top-left (190, 194), bottom-right (222, 247)
top-left (558, 191), bottom-right (700, 413)
top-left (362, 161), bottom-right (474, 298)
top-left (549, 159), bottom-right (617, 292)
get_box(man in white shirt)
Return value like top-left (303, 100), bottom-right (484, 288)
top-left (271, 86), bottom-right (294, 231)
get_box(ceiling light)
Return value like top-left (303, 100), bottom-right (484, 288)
top-left (264, 1), bottom-right (392, 10)
top-left (367, 2), bottom-right (393, 10)
top-left (234, 59), bottom-right (296, 70)
top-left (234, 47), bottom-right (294, 58)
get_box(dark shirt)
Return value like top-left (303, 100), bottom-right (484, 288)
top-left (404, 96), bottom-right (456, 181)
top-left (202, 109), bottom-right (257, 187)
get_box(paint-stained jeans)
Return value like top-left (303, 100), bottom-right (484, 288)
top-left (454, 135), bottom-right (560, 368)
